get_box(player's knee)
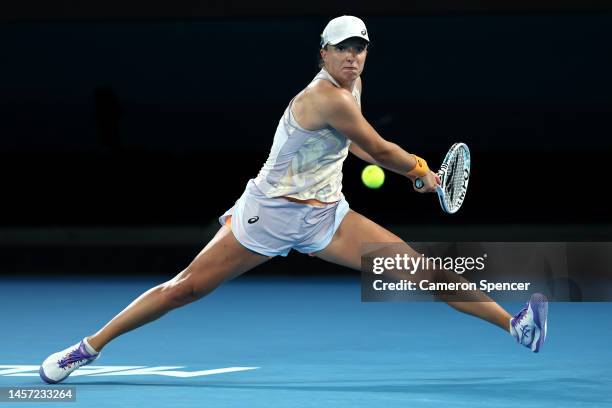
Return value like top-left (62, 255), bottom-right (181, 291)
top-left (159, 281), bottom-right (187, 309)
top-left (161, 270), bottom-right (217, 308)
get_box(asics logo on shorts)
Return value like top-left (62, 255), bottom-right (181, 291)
top-left (247, 216), bottom-right (260, 224)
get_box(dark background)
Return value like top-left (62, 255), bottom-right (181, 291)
top-left (1, 1), bottom-right (611, 274)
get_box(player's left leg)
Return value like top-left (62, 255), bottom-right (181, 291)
top-left (314, 210), bottom-right (547, 352)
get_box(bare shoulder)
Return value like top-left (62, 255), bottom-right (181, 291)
top-left (292, 79), bottom-right (355, 130)
top-left (299, 78), bottom-right (352, 106)
top-left (312, 80), bottom-right (359, 118)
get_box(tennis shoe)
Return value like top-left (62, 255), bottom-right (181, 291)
top-left (39, 339), bottom-right (100, 383)
top-left (510, 293), bottom-right (548, 353)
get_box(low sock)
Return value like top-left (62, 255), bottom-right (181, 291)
top-left (82, 337), bottom-right (100, 355)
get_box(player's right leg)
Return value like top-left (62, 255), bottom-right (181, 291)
top-left (314, 210), bottom-right (548, 352)
top-left (39, 224), bottom-right (268, 384)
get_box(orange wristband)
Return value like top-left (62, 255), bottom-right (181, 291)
top-left (407, 155), bottom-right (429, 177)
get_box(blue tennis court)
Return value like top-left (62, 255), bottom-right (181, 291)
top-left (2, 276), bottom-right (611, 407)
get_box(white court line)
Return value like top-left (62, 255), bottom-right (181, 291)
top-left (1, 365), bottom-right (259, 378)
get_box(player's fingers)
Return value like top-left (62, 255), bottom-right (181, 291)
top-left (414, 176), bottom-right (436, 193)
top-left (425, 175), bottom-right (438, 192)
top-left (413, 180), bottom-right (426, 193)
top-left (422, 182), bottom-right (435, 193)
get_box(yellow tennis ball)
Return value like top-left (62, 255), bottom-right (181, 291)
top-left (361, 165), bottom-right (385, 189)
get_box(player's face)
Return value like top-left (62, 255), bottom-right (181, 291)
top-left (321, 37), bottom-right (368, 84)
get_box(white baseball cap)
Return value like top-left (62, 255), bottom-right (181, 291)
top-left (320, 15), bottom-right (370, 48)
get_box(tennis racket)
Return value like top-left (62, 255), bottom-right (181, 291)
top-left (415, 142), bottom-right (471, 214)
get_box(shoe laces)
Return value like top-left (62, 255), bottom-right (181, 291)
top-left (57, 345), bottom-right (94, 369)
top-left (513, 304), bottom-right (528, 326)
top-left (513, 303), bottom-right (532, 341)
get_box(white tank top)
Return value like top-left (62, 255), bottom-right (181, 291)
top-left (253, 69), bottom-right (361, 202)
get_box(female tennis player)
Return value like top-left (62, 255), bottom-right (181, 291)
top-left (40, 15), bottom-right (548, 384)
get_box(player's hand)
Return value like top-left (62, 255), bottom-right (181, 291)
top-left (412, 171), bottom-right (440, 193)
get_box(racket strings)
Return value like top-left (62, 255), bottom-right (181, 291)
top-left (444, 151), bottom-right (465, 210)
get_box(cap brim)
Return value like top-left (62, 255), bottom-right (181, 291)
top-left (327, 35), bottom-right (370, 46)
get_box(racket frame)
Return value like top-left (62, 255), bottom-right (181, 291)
top-left (415, 142), bottom-right (470, 214)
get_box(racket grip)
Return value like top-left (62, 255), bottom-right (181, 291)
top-left (415, 178), bottom-right (424, 189)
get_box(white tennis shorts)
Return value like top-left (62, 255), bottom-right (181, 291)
top-left (219, 179), bottom-right (350, 257)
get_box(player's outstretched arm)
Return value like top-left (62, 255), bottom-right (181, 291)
top-left (348, 143), bottom-right (377, 164)
top-left (321, 89), bottom-right (438, 192)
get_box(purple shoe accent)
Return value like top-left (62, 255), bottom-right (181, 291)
top-left (530, 293), bottom-right (548, 353)
top-left (511, 303), bottom-right (529, 343)
top-left (511, 305), bottom-right (527, 328)
top-left (57, 340), bottom-right (97, 369)
top-left (39, 366), bottom-right (58, 384)
top-left (511, 293), bottom-right (549, 353)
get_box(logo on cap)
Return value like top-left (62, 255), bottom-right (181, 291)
top-left (361, 29), bottom-right (367, 36)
